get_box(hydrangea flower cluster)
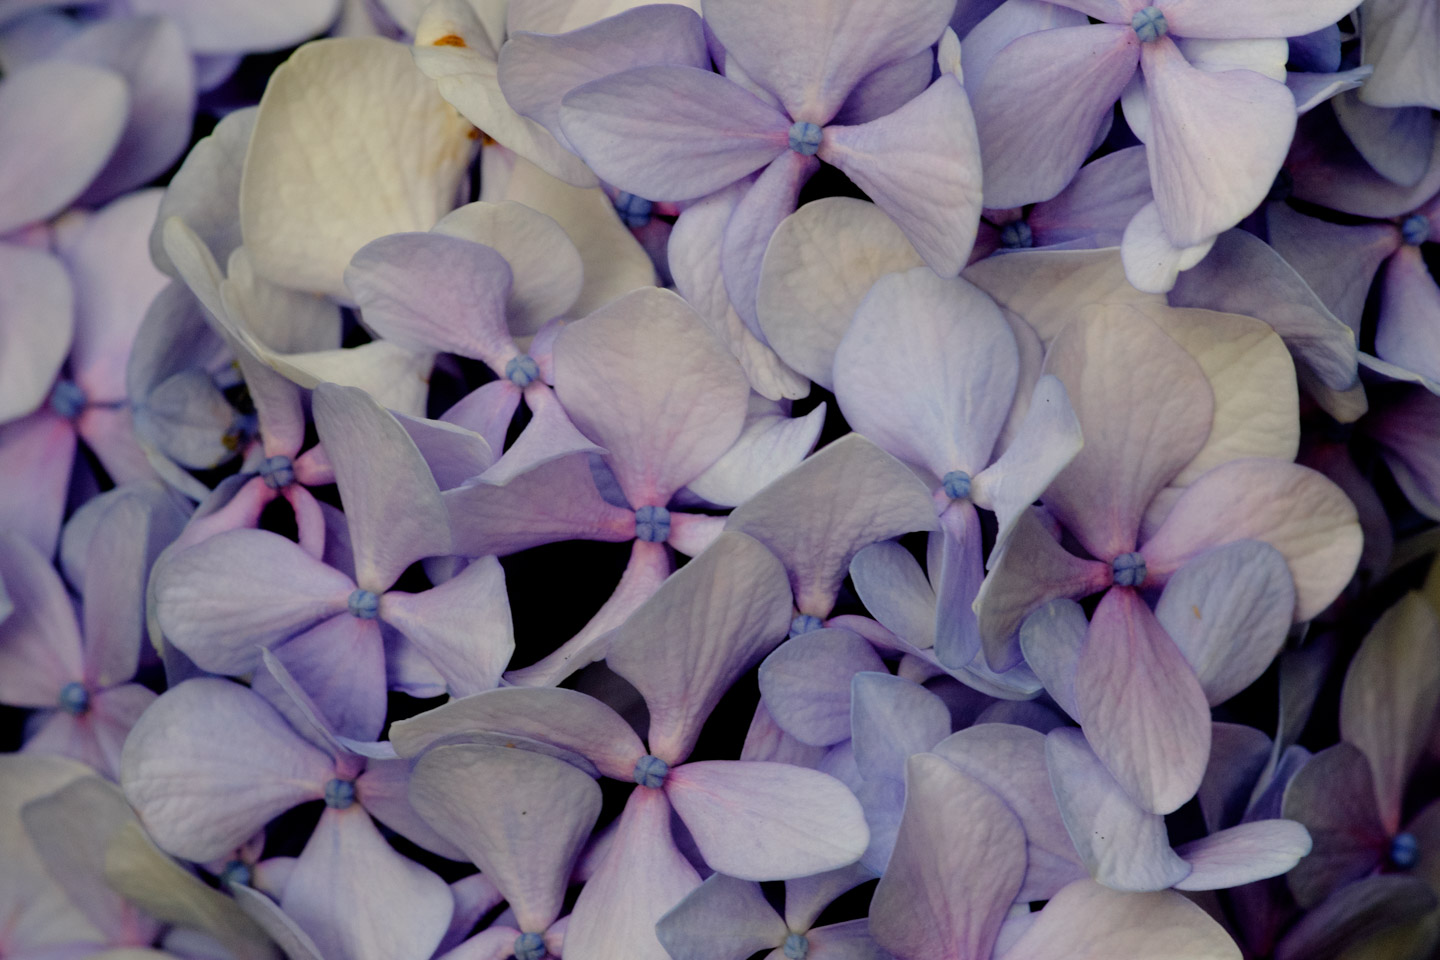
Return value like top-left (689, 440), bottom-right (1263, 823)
top-left (3, 1), bottom-right (1440, 959)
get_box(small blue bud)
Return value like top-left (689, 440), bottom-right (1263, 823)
top-left (633, 754), bottom-right (669, 788)
top-left (348, 589), bottom-right (380, 619)
top-left (324, 778), bottom-right (356, 809)
top-left (788, 121), bottom-right (823, 156)
top-left (48, 380), bottom-right (87, 420)
top-left (634, 504), bottom-right (671, 543)
top-left (1402, 214), bottom-right (1430, 247)
top-left (258, 455), bottom-right (295, 490)
top-left (783, 933), bottom-right (810, 960)
top-left (513, 932), bottom-right (546, 960)
top-left (613, 192), bottom-right (653, 229)
top-left (1391, 832), bottom-right (1420, 870)
top-left (57, 682), bottom-right (90, 716)
top-left (942, 470), bottom-right (972, 500)
top-left (220, 859), bottom-right (253, 888)
top-left (999, 221), bottom-right (1033, 249)
top-left (789, 614), bottom-right (823, 638)
top-left (1131, 6), bottom-right (1167, 42)
top-left (1111, 552), bottom-right (1147, 587)
top-left (506, 354), bottom-right (540, 388)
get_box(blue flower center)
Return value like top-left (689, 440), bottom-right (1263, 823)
top-left (258, 455), bottom-right (295, 490)
top-left (1112, 552), bottom-right (1147, 587)
top-left (48, 379), bottom-right (86, 420)
top-left (1132, 7), bottom-right (1167, 41)
top-left (324, 778), bottom-right (356, 809)
top-left (784, 933), bottom-right (810, 960)
top-left (942, 470), bottom-right (972, 500)
top-left (789, 614), bottom-right (823, 637)
top-left (999, 221), bottom-right (1033, 249)
top-left (220, 859), bottom-right (253, 888)
top-left (1390, 832), bottom-right (1419, 869)
top-left (506, 354), bottom-right (540, 388)
top-left (513, 932), bottom-right (546, 960)
top-left (1402, 214), bottom-right (1430, 246)
top-left (348, 589), bottom-right (380, 620)
top-left (634, 505), bottom-right (671, 543)
top-left (57, 682), bottom-right (89, 716)
top-left (788, 121), bottom-right (823, 156)
top-left (614, 192), bottom-right (653, 229)
top-left (633, 754), bottom-right (669, 788)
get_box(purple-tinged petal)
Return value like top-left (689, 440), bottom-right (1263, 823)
top-left (833, 267), bottom-right (1017, 480)
top-left (432, 200), bottom-right (583, 336)
top-left (24, 683), bottom-right (156, 780)
top-left (0, 532), bottom-right (82, 707)
top-left (1075, 588), bottom-right (1211, 815)
top-left (284, 808), bottom-right (453, 960)
top-left (1142, 37), bottom-right (1295, 246)
top-left (0, 244), bottom-right (71, 424)
top-left (1155, 541), bottom-right (1294, 706)
top-left (389, 687), bottom-right (644, 781)
top-left (756, 197), bottom-right (922, 389)
top-left (268, 615), bottom-right (388, 743)
top-left (1045, 728), bottom-right (1192, 891)
top-left (869, 754), bottom-right (1025, 960)
top-left (57, 17), bottom-right (195, 204)
top-left (686, 399), bottom-right (825, 507)
top-left (482, 382), bottom-right (603, 486)
top-left (1377, 244), bottom-right (1440, 385)
top-left (1041, 305), bottom-right (1213, 560)
top-left (499, 4), bottom-right (709, 152)
top-left (727, 434), bottom-right (938, 617)
top-left (704, 0), bottom-right (952, 123)
top-left (608, 532), bottom-right (792, 765)
top-left (973, 507), bottom-right (1109, 655)
top-left (353, 758), bottom-right (468, 861)
top-left (396, 414), bottom-right (495, 491)
top-left (1332, 94), bottom-right (1434, 189)
top-left (1340, 592), bottom-right (1440, 835)
top-left (1279, 742), bottom-right (1387, 908)
top-left (120, 679), bottom-right (332, 862)
top-left (665, 760), bottom-right (868, 881)
top-left (254, 646), bottom-right (365, 760)
top-left (1288, 107), bottom-right (1440, 219)
top-left (1139, 459), bottom-right (1362, 620)
top-left (655, 872), bottom-right (786, 960)
top-left (1018, 599), bottom-right (1087, 722)
top-left (154, 529), bottom-right (352, 676)
top-left (0, 60), bottom-right (127, 235)
top-left (1370, 388), bottom-right (1440, 521)
top-left (442, 381), bottom-right (521, 461)
top-left (555, 286), bottom-right (750, 506)
top-left (1158, 0), bottom-right (1366, 39)
top-left (851, 673), bottom-right (951, 784)
top-left (565, 787), bottom-right (701, 960)
top-left (971, 24), bottom-right (1139, 209)
top-left (313, 383), bottom-right (450, 591)
top-left (559, 65), bottom-right (788, 202)
top-left (758, 629), bottom-right (887, 746)
top-left (822, 75), bottom-right (983, 276)
top-left (1196, 721), bottom-right (1271, 833)
top-left (1173, 820), bottom-right (1311, 891)
top-left (971, 374), bottom-right (1084, 552)
top-left (345, 233), bottom-right (515, 367)
top-left (0, 415), bottom-right (74, 557)
top-left (128, 0), bottom-right (339, 54)
top-left (1028, 146), bottom-right (1151, 246)
top-left (411, 744), bottom-right (601, 933)
top-left (380, 556), bottom-right (512, 697)
top-left (1119, 201), bottom-right (1217, 293)
top-left (721, 150), bottom-right (819, 335)
top-left (934, 724), bottom-right (1087, 901)
top-left (1002, 879), bottom-right (1242, 960)
top-left (1169, 228), bottom-right (1357, 391)
top-left (231, 884), bottom-right (324, 960)
top-left (834, 48), bottom-right (934, 125)
top-left (784, 864), bottom-right (872, 932)
top-left (850, 541), bottom-right (936, 651)
top-left (504, 539), bottom-right (671, 688)
top-left (1273, 874), bottom-right (1437, 960)
top-left (240, 37), bottom-right (475, 298)
top-left (741, 701), bottom-right (829, 767)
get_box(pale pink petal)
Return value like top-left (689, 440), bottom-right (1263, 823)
top-left (720, 150), bottom-right (819, 334)
top-left (1075, 588), bottom-right (1211, 815)
top-left (0, 532), bottom-right (83, 707)
top-left (0, 244), bottom-right (72, 423)
top-left (381, 556), bottom-right (513, 697)
top-left (0, 415), bottom-right (74, 557)
top-left (1173, 820), bottom-right (1312, 891)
